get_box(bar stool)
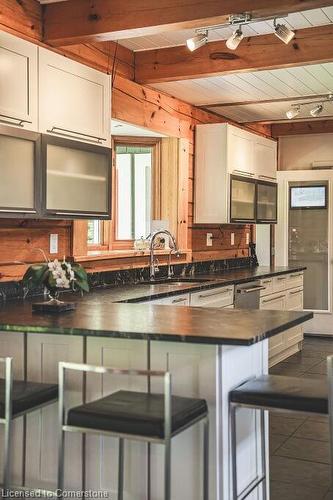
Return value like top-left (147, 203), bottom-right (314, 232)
top-left (229, 357), bottom-right (333, 500)
top-left (57, 362), bottom-right (209, 500)
top-left (0, 357), bottom-right (58, 491)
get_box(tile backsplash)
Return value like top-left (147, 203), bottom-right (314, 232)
top-left (0, 257), bottom-right (254, 302)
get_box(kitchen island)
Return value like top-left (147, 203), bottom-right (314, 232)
top-left (0, 281), bottom-right (312, 500)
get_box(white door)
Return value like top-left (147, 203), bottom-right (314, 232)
top-left (39, 48), bottom-right (111, 146)
top-left (0, 31), bottom-right (38, 130)
top-left (276, 170), bottom-right (333, 335)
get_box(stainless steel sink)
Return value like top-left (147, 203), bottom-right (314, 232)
top-left (138, 277), bottom-right (216, 285)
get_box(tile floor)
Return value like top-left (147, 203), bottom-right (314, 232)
top-left (269, 336), bottom-right (332, 500)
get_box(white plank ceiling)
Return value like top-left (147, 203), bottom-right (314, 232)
top-left (151, 63), bottom-right (333, 122)
top-left (119, 8), bottom-right (333, 51)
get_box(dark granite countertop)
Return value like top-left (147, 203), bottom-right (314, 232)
top-left (0, 265), bottom-right (311, 345)
top-left (0, 298), bottom-right (312, 346)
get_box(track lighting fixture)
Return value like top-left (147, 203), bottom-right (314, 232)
top-left (186, 30), bottom-right (208, 52)
top-left (186, 12), bottom-right (296, 52)
top-left (273, 19), bottom-right (295, 44)
top-left (226, 27), bottom-right (244, 50)
top-left (310, 104), bottom-right (324, 117)
top-left (286, 94), bottom-right (333, 120)
top-left (286, 106), bottom-right (300, 120)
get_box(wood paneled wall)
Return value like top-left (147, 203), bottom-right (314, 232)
top-left (0, 1), bottom-right (270, 280)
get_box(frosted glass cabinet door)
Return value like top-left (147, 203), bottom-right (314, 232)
top-left (257, 181), bottom-right (277, 223)
top-left (230, 176), bottom-right (256, 222)
top-left (0, 127), bottom-right (39, 215)
top-left (43, 135), bottom-right (112, 218)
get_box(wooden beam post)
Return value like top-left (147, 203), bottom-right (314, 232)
top-left (136, 24), bottom-right (333, 83)
top-left (43, 0), bottom-right (333, 46)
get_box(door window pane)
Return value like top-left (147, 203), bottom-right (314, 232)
top-left (88, 220), bottom-right (101, 245)
top-left (116, 146), bottom-right (152, 240)
top-left (231, 178), bottom-right (256, 220)
top-left (288, 181), bottom-right (329, 311)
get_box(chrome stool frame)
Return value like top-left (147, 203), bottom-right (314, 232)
top-left (0, 357), bottom-right (58, 491)
top-left (230, 356), bottom-right (333, 500)
top-left (57, 362), bottom-right (210, 500)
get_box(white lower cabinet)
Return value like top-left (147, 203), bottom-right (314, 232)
top-left (260, 273), bottom-right (304, 366)
top-left (140, 293), bottom-right (190, 305)
top-left (0, 333), bottom-right (25, 485)
top-left (25, 334), bottom-right (84, 490)
top-left (85, 338), bottom-right (148, 498)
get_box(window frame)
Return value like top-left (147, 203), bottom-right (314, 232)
top-left (86, 136), bottom-right (161, 253)
top-left (111, 136), bottom-right (161, 250)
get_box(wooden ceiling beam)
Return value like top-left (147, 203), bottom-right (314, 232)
top-left (43, 0), bottom-right (333, 46)
top-left (136, 24), bottom-right (333, 84)
top-left (271, 119), bottom-right (333, 136)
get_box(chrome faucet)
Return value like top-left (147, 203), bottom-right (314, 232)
top-left (148, 230), bottom-right (180, 281)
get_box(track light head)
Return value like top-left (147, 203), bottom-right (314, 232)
top-left (286, 106), bottom-right (300, 120)
top-left (226, 27), bottom-right (244, 50)
top-left (186, 30), bottom-right (208, 51)
top-left (310, 104), bottom-right (324, 117)
top-left (274, 20), bottom-right (295, 44)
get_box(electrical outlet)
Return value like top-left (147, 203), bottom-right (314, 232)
top-left (50, 234), bottom-right (58, 254)
top-left (246, 233), bottom-right (250, 245)
top-left (206, 233), bottom-right (213, 247)
top-left (231, 233), bottom-right (235, 246)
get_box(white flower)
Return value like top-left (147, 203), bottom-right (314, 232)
top-left (48, 259), bottom-right (60, 272)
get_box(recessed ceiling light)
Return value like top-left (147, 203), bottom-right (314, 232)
top-left (286, 106), bottom-right (300, 120)
top-left (186, 31), bottom-right (208, 52)
top-left (310, 104), bottom-right (324, 117)
top-left (274, 20), bottom-right (295, 44)
top-left (226, 28), bottom-right (244, 50)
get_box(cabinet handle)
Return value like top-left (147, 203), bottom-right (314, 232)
top-left (0, 209), bottom-right (36, 213)
top-left (289, 289), bottom-right (303, 295)
top-left (198, 288), bottom-right (233, 299)
top-left (233, 170), bottom-right (255, 177)
top-left (262, 294), bottom-right (285, 303)
top-left (0, 114), bottom-right (32, 127)
top-left (277, 276), bottom-right (287, 281)
top-left (262, 280), bottom-right (272, 284)
top-left (47, 126), bottom-right (107, 144)
top-left (259, 175), bottom-right (276, 181)
top-left (291, 273), bottom-right (303, 278)
top-left (172, 297), bottom-right (188, 304)
top-left (54, 211), bottom-right (106, 217)
top-left (240, 286), bottom-right (266, 294)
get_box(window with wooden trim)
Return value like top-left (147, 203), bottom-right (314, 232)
top-left (86, 137), bottom-right (161, 251)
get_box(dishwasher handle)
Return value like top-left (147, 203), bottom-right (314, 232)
top-left (237, 286), bottom-right (266, 294)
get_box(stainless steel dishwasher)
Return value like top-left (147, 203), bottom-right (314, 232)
top-left (234, 282), bottom-right (266, 309)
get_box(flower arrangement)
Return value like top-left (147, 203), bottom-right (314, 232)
top-left (23, 257), bottom-right (89, 303)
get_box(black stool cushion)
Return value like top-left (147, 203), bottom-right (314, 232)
top-left (230, 375), bottom-right (328, 415)
top-left (0, 379), bottom-right (58, 418)
top-left (67, 390), bottom-right (208, 439)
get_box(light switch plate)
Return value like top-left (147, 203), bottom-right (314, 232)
top-left (206, 233), bottom-right (213, 247)
top-left (50, 234), bottom-right (58, 254)
top-left (231, 233), bottom-right (235, 246)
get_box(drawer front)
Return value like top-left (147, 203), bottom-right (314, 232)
top-left (190, 286), bottom-right (234, 308)
top-left (285, 326), bottom-right (303, 348)
top-left (140, 293), bottom-right (190, 306)
top-left (260, 278), bottom-right (274, 297)
top-left (260, 292), bottom-right (286, 310)
top-left (286, 287), bottom-right (303, 311)
top-left (273, 275), bottom-right (289, 292)
top-left (287, 272), bottom-right (304, 290)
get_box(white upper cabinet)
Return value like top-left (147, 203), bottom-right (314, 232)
top-left (195, 123), bottom-right (277, 223)
top-left (0, 31), bottom-right (38, 131)
top-left (39, 48), bottom-right (111, 146)
top-left (254, 136), bottom-right (277, 181)
top-left (227, 126), bottom-right (255, 177)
